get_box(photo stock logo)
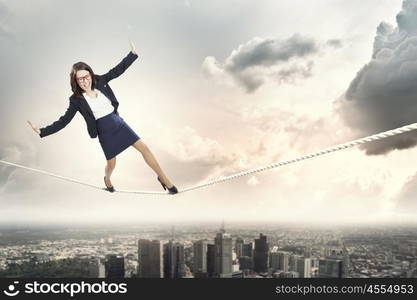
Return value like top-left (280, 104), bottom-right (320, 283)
top-left (2, 280), bottom-right (128, 297)
top-left (3, 281), bottom-right (20, 297)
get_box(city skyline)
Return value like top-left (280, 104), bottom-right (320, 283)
top-left (1, 0), bottom-right (417, 224)
top-left (0, 222), bottom-right (416, 278)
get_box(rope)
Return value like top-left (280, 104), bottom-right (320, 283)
top-left (182, 123), bottom-right (417, 193)
top-left (1, 122), bottom-right (417, 195)
top-left (0, 160), bottom-right (167, 195)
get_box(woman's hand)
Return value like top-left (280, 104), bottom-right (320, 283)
top-left (27, 120), bottom-right (41, 135)
top-left (129, 39), bottom-right (138, 55)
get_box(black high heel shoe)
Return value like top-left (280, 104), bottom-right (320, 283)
top-left (157, 177), bottom-right (178, 194)
top-left (104, 176), bottom-right (115, 193)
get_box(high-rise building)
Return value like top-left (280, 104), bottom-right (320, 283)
top-left (89, 258), bottom-right (105, 278)
top-left (278, 252), bottom-right (290, 272)
top-left (326, 246), bottom-right (349, 278)
top-left (297, 257), bottom-right (311, 278)
top-left (105, 254), bottom-right (124, 278)
top-left (254, 234), bottom-right (269, 273)
top-left (270, 250), bottom-right (280, 271)
top-left (289, 254), bottom-right (302, 272)
top-left (193, 240), bottom-right (208, 276)
top-left (310, 258), bottom-right (319, 277)
top-left (243, 242), bottom-right (253, 258)
top-left (311, 258), bottom-right (319, 268)
top-left (304, 246), bottom-right (312, 258)
top-left (318, 259), bottom-right (343, 278)
top-left (238, 256), bottom-right (253, 271)
top-left (138, 239), bottom-right (163, 278)
top-left (207, 243), bottom-right (215, 277)
top-left (164, 240), bottom-right (186, 278)
top-left (214, 226), bottom-right (233, 278)
top-left (325, 247), bottom-right (343, 258)
top-left (235, 238), bottom-right (244, 258)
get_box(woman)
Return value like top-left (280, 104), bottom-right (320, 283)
top-left (27, 41), bottom-right (178, 194)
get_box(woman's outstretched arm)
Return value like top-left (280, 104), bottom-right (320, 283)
top-left (27, 120), bottom-right (40, 134)
top-left (29, 100), bottom-right (78, 138)
top-left (100, 40), bottom-right (139, 83)
top-left (129, 39), bottom-right (138, 55)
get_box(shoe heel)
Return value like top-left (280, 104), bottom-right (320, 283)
top-left (104, 176), bottom-right (115, 193)
top-left (157, 177), bottom-right (167, 190)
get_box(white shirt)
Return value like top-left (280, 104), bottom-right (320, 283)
top-left (83, 90), bottom-right (114, 120)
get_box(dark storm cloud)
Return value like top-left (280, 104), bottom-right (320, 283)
top-left (336, 0), bottom-right (417, 155)
top-left (275, 61), bottom-right (314, 82)
top-left (326, 39), bottom-right (343, 48)
top-left (203, 34), bottom-right (319, 92)
top-left (224, 34), bottom-right (318, 72)
top-left (396, 0), bottom-right (417, 35)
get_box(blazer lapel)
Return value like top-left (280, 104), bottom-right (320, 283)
top-left (80, 96), bottom-right (95, 117)
top-left (95, 84), bottom-right (111, 102)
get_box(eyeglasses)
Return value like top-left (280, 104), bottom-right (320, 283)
top-left (76, 74), bottom-right (91, 82)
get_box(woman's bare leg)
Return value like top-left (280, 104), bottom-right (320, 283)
top-left (132, 140), bottom-right (174, 188)
top-left (104, 157), bottom-right (116, 187)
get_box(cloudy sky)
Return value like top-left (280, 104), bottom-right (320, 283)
top-left (1, 0), bottom-right (417, 225)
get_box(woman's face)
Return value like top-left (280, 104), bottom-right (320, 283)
top-left (76, 70), bottom-right (92, 92)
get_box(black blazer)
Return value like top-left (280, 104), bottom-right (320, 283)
top-left (39, 51), bottom-right (139, 139)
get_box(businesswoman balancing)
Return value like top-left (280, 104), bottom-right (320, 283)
top-left (27, 41), bottom-right (178, 194)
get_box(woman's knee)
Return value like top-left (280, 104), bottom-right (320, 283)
top-left (134, 140), bottom-right (150, 153)
top-left (107, 158), bottom-right (116, 169)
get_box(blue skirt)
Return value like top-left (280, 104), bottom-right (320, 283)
top-left (96, 113), bottom-right (140, 160)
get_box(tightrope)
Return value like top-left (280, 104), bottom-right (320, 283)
top-left (1, 122), bottom-right (417, 195)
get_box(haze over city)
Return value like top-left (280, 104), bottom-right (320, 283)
top-left (1, 0), bottom-right (417, 224)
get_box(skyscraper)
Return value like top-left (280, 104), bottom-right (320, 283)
top-left (235, 238), bottom-right (244, 258)
top-left (326, 245), bottom-right (349, 278)
top-left (243, 242), bottom-right (253, 258)
top-left (289, 254), bottom-right (302, 272)
top-left (89, 258), bottom-right (105, 278)
top-left (214, 225), bottom-right (233, 278)
top-left (304, 246), bottom-right (312, 258)
top-left (138, 239), bottom-right (163, 278)
top-left (270, 249), bottom-right (293, 274)
top-left (105, 254), bottom-right (124, 278)
top-left (269, 249), bottom-right (280, 271)
top-left (278, 251), bottom-right (290, 272)
top-left (318, 259), bottom-right (343, 278)
top-left (310, 258), bottom-right (320, 277)
top-left (193, 240), bottom-right (208, 276)
top-left (254, 234), bottom-right (269, 274)
top-left (164, 240), bottom-right (186, 278)
top-left (297, 257), bottom-right (311, 278)
top-left (207, 243), bottom-right (215, 277)
top-left (238, 256), bottom-right (253, 271)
